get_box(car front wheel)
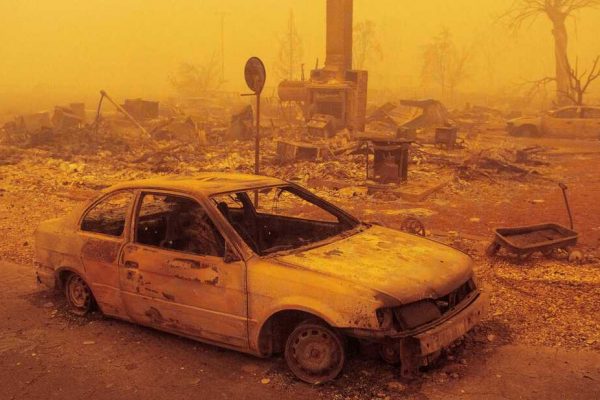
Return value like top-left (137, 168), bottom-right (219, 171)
top-left (64, 273), bottom-right (93, 316)
top-left (284, 319), bottom-right (346, 384)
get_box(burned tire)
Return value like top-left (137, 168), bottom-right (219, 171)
top-left (378, 342), bottom-right (401, 365)
top-left (284, 320), bottom-right (346, 384)
top-left (64, 273), bottom-right (94, 316)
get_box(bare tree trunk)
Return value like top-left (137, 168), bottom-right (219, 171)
top-left (551, 17), bottom-right (570, 105)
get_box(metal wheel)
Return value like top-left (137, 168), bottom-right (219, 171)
top-left (542, 248), bottom-right (554, 257)
top-left (65, 273), bottom-right (93, 316)
top-left (284, 320), bottom-right (345, 384)
top-left (378, 343), bottom-right (401, 365)
top-left (400, 217), bottom-right (426, 237)
top-left (486, 241), bottom-right (501, 257)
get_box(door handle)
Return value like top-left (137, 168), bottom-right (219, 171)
top-left (124, 260), bottom-right (139, 269)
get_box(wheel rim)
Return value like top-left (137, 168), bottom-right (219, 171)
top-left (379, 343), bottom-right (400, 365)
top-left (67, 275), bottom-right (91, 311)
top-left (486, 242), bottom-right (500, 256)
top-left (286, 325), bottom-right (344, 384)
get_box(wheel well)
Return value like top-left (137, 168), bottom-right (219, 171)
top-left (57, 269), bottom-right (75, 289)
top-left (56, 269), bottom-right (97, 309)
top-left (258, 310), bottom-right (327, 356)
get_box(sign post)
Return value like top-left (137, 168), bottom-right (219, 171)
top-left (243, 57), bottom-right (266, 205)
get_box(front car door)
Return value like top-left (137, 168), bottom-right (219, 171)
top-left (119, 190), bottom-right (248, 350)
top-left (79, 190), bottom-right (136, 320)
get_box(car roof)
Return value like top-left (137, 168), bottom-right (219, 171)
top-left (107, 172), bottom-right (287, 196)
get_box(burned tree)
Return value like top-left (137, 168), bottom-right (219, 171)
top-left (169, 53), bottom-right (223, 96)
top-left (503, 0), bottom-right (600, 105)
top-left (353, 19), bottom-right (383, 70)
top-left (421, 28), bottom-right (470, 102)
top-left (563, 56), bottom-right (600, 105)
top-left (275, 9), bottom-right (304, 81)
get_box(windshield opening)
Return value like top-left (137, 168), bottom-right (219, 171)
top-left (211, 185), bottom-right (359, 255)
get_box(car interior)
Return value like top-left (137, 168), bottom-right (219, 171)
top-left (80, 192), bottom-right (134, 237)
top-left (212, 186), bottom-right (358, 255)
top-left (135, 194), bottom-right (225, 257)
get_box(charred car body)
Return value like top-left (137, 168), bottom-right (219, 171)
top-left (507, 105), bottom-right (600, 139)
top-left (35, 172), bottom-right (487, 383)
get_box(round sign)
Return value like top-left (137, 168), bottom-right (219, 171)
top-left (244, 57), bottom-right (266, 94)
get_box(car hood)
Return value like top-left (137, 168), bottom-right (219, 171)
top-left (276, 225), bottom-right (473, 304)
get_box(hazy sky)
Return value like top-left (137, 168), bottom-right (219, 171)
top-left (1, 0), bottom-right (599, 111)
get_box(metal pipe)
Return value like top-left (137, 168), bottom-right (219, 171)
top-left (558, 182), bottom-right (574, 230)
top-left (99, 90), bottom-right (149, 138)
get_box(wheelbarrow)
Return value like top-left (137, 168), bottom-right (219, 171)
top-left (486, 183), bottom-right (578, 260)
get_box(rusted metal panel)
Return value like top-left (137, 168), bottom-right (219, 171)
top-left (119, 242), bottom-right (248, 348)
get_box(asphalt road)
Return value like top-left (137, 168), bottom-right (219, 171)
top-left (0, 260), bottom-right (599, 400)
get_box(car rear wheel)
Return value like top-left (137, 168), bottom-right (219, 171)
top-left (284, 319), bottom-right (346, 384)
top-left (64, 273), bottom-right (93, 316)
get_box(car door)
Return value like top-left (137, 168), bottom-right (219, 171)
top-left (79, 189), bottom-right (136, 320)
top-left (543, 106), bottom-right (580, 136)
top-left (580, 107), bottom-right (600, 138)
top-left (119, 190), bottom-right (248, 349)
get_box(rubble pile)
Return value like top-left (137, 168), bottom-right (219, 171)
top-left (457, 148), bottom-right (542, 181)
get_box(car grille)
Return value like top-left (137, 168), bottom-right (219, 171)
top-left (381, 279), bottom-right (477, 331)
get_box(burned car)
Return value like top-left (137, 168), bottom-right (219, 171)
top-left (35, 173), bottom-right (487, 383)
top-left (507, 105), bottom-right (600, 138)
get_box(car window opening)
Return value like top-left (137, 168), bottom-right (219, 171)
top-left (212, 185), bottom-right (359, 255)
top-left (81, 191), bottom-right (135, 237)
top-left (135, 193), bottom-right (225, 257)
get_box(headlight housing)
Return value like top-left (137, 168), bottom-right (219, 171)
top-left (393, 300), bottom-right (442, 330)
top-left (376, 278), bottom-right (476, 331)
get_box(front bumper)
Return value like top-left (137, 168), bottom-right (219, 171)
top-left (415, 290), bottom-right (488, 355)
top-left (344, 290), bottom-right (489, 356)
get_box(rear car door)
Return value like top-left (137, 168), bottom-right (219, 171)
top-left (119, 191), bottom-right (248, 349)
top-left (79, 190), bottom-right (136, 319)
